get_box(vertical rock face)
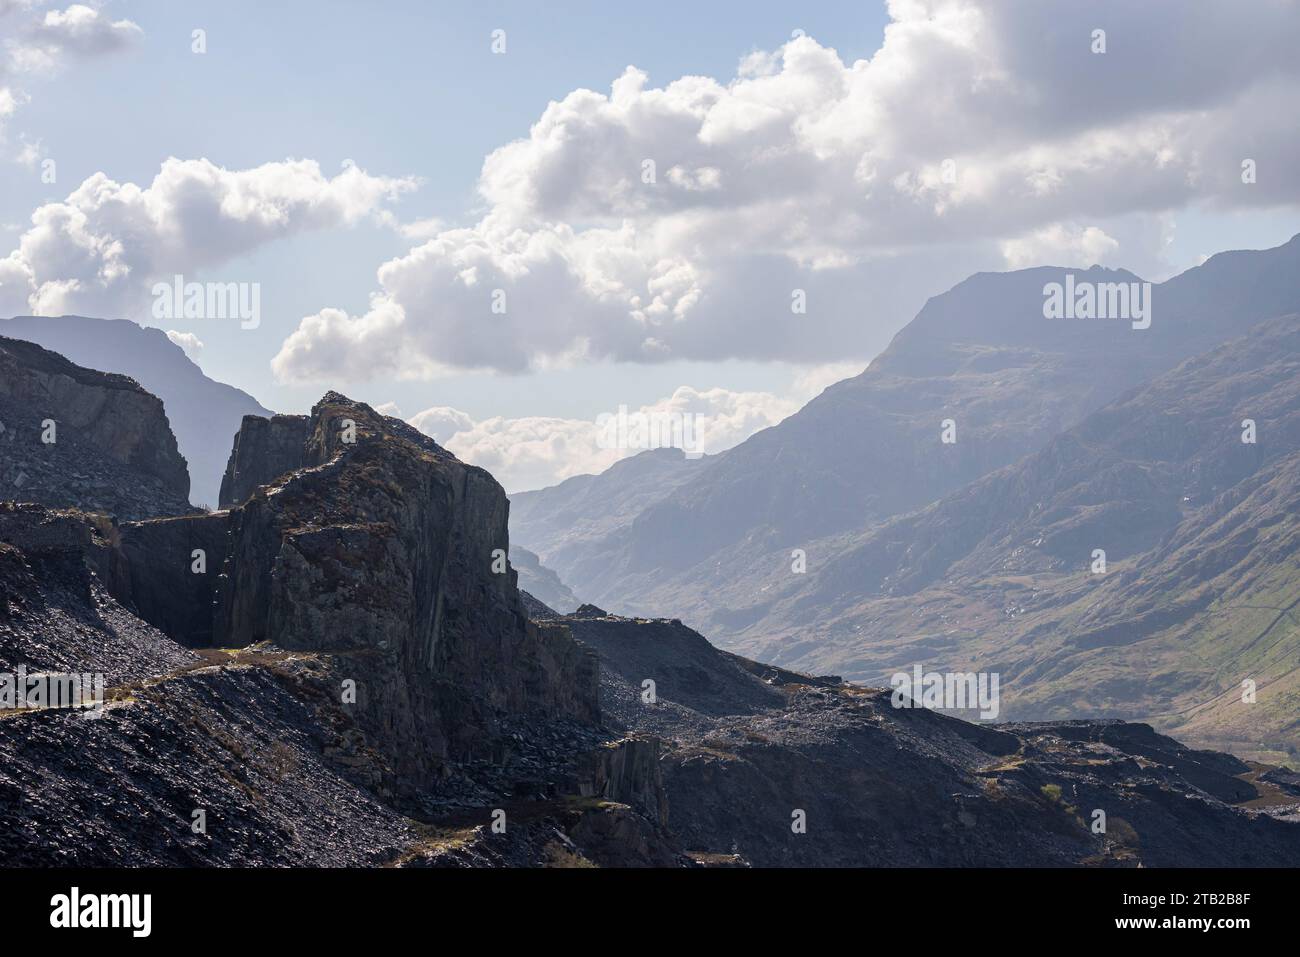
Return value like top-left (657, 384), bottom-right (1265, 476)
top-left (217, 414), bottom-right (309, 509)
top-left (209, 393), bottom-right (600, 793)
top-left (118, 513), bottom-right (231, 647)
top-left (0, 336), bottom-right (193, 520)
top-left (577, 736), bottom-right (669, 826)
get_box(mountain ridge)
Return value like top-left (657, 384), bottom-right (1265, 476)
top-left (511, 236), bottom-right (1300, 648)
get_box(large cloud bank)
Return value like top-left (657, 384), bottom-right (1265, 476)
top-left (270, 0), bottom-right (1300, 382)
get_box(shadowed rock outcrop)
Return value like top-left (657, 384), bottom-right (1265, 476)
top-left (207, 393), bottom-right (600, 795)
top-left (0, 336), bottom-right (193, 520)
top-left (0, 499), bottom-right (646, 865)
top-left (217, 414), bottom-right (309, 509)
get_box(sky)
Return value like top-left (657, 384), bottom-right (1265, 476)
top-left (1, 0), bottom-right (1298, 491)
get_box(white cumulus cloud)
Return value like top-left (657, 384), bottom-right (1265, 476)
top-left (0, 157), bottom-right (417, 318)
top-left (406, 385), bottom-right (802, 492)
top-left (164, 329), bottom-right (203, 360)
top-left (1, 2), bottom-right (141, 142)
top-left (1000, 224), bottom-right (1121, 270)
top-left (28, 3), bottom-right (142, 59)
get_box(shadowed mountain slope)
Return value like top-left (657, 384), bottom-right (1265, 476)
top-left (510, 446), bottom-right (711, 590)
top-left (722, 315), bottom-right (1300, 762)
top-left (511, 546), bottom-right (581, 615)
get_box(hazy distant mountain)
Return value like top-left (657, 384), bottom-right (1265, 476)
top-left (0, 316), bottom-right (272, 508)
top-left (520, 237), bottom-right (1300, 649)
top-left (726, 314), bottom-right (1300, 762)
top-left (510, 546), bottom-right (581, 614)
top-left (509, 446), bottom-right (712, 584)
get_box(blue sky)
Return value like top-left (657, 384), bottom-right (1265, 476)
top-left (2, 1), bottom-right (1297, 490)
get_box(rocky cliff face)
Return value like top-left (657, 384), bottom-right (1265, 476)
top-left (0, 386), bottom-right (650, 863)
top-left (118, 513), bottom-right (231, 648)
top-left (205, 394), bottom-right (599, 795)
top-left (6, 497), bottom-right (1296, 867)
top-left (0, 336), bottom-right (193, 520)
